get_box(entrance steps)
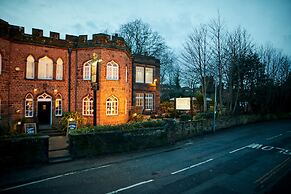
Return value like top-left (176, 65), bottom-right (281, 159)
top-left (48, 136), bottom-right (72, 163)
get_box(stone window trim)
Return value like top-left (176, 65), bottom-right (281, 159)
top-left (106, 95), bottom-right (118, 116)
top-left (106, 60), bottom-right (119, 80)
top-left (82, 95), bottom-right (93, 116)
top-left (25, 93), bottom-right (34, 118)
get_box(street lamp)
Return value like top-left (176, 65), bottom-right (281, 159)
top-left (91, 53), bottom-right (102, 126)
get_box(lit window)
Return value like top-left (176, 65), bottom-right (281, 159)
top-left (136, 93), bottom-right (144, 107)
top-left (26, 55), bottom-right (35, 79)
top-left (106, 96), bottom-right (118, 115)
top-left (82, 96), bottom-right (93, 116)
top-left (38, 56), bottom-right (53, 79)
top-left (106, 61), bottom-right (119, 80)
top-left (125, 65), bottom-right (128, 82)
top-left (145, 67), bottom-right (154, 83)
top-left (25, 93), bottom-right (34, 117)
top-left (83, 61), bottom-right (91, 80)
top-left (56, 58), bottom-right (63, 80)
top-left (145, 93), bottom-right (154, 110)
top-left (136, 66), bottom-right (144, 83)
top-left (125, 99), bottom-right (127, 115)
top-left (0, 53), bottom-right (2, 75)
top-left (55, 94), bottom-right (62, 116)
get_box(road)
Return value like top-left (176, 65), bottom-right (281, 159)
top-left (0, 120), bottom-right (290, 194)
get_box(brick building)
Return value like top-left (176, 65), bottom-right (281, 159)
top-left (0, 19), bottom-right (160, 132)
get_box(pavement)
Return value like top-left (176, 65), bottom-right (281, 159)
top-left (0, 119), bottom-right (290, 194)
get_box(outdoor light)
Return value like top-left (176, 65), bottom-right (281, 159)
top-left (54, 89), bottom-right (58, 93)
top-left (33, 88), bottom-right (38, 93)
top-left (15, 67), bottom-right (20, 71)
top-left (68, 118), bottom-right (74, 122)
top-left (17, 121), bottom-right (21, 125)
top-left (15, 109), bottom-right (20, 113)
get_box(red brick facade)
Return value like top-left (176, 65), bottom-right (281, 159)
top-left (0, 19), bottom-right (160, 132)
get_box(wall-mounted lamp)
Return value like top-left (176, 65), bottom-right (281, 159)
top-left (15, 67), bottom-right (21, 71)
top-left (54, 89), bottom-right (58, 93)
top-left (33, 88), bottom-right (38, 93)
top-left (15, 109), bottom-right (20, 114)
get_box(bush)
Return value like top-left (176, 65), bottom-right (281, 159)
top-left (69, 120), bottom-right (167, 135)
top-left (180, 114), bottom-right (192, 121)
top-left (59, 112), bottom-right (84, 131)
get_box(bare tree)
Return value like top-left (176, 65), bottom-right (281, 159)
top-left (208, 12), bottom-right (227, 113)
top-left (119, 19), bottom-right (174, 84)
top-left (181, 25), bottom-right (211, 112)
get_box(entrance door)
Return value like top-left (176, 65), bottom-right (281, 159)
top-left (38, 101), bottom-right (51, 125)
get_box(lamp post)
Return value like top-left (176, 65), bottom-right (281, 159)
top-left (91, 53), bottom-right (102, 126)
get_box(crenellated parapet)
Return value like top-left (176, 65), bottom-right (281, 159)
top-left (0, 19), bottom-right (129, 52)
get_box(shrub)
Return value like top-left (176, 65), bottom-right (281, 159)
top-left (180, 114), bottom-right (192, 121)
top-left (69, 120), bottom-right (167, 135)
top-left (59, 112), bottom-right (84, 131)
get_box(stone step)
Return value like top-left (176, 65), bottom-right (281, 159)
top-left (49, 149), bottom-right (70, 158)
top-left (39, 129), bottom-right (66, 137)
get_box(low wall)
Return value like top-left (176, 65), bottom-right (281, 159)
top-left (69, 127), bottom-right (168, 158)
top-left (69, 114), bottom-right (290, 158)
top-left (0, 135), bottom-right (49, 169)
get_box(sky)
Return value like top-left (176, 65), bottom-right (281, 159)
top-left (0, 0), bottom-right (291, 57)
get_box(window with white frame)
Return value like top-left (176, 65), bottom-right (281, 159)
top-left (56, 58), bottom-right (63, 80)
top-left (136, 93), bottom-right (144, 107)
top-left (26, 55), bottom-right (35, 79)
top-left (136, 66), bottom-right (144, 83)
top-left (38, 56), bottom-right (53, 79)
top-left (106, 96), bottom-right (118, 115)
top-left (145, 93), bottom-right (154, 110)
top-left (83, 61), bottom-right (91, 80)
top-left (25, 93), bottom-right (34, 117)
top-left (82, 96), bottom-right (93, 116)
top-left (55, 94), bottom-right (62, 116)
top-left (145, 67), bottom-right (154, 83)
top-left (0, 53), bottom-right (2, 75)
top-left (106, 61), bottom-right (119, 80)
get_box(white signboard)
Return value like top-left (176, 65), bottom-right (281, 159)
top-left (176, 97), bottom-right (191, 110)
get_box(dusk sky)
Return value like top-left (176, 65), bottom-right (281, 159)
top-left (0, 0), bottom-right (290, 57)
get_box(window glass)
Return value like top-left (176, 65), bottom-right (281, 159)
top-left (26, 55), bottom-right (35, 79)
top-left (82, 96), bottom-right (93, 116)
top-left (25, 94), bottom-right (34, 117)
top-left (56, 58), bottom-right (63, 80)
top-left (145, 93), bottom-right (154, 110)
top-left (55, 95), bottom-right (62, 116)
top-left (136, 66), bottom-right (144, 83)
top-left (136, 93), bottom-right (144, 107)
top-left (106, 96), bottom-right (118, 115)
top-left (145, 67), bottom-right (153, 83)
top-left (38, 56), bottom-right (53, 79)
top-left (107, 61), bottom-right (119, 80)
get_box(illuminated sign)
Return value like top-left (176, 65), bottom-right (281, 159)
top-left (176, 97), bottom-right (191, 110)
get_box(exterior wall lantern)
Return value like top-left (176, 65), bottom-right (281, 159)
top-left (91, 53), bottom-right (102, 126)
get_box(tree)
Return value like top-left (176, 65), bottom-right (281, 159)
top-left (119, 19), bottom-right (174, 84)
top-left (208, 12), bottom-right (227, 113)
top-left (181, 25), bottom-right (211, 112)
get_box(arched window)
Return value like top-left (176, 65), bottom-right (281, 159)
top-left (25, 93), bottom-right (34, 117)
top-left (83, 61), bottom-right (91, 80)
top-left (26, 55), bottom-right (35, 79)
top-left (0, 53), bottom-right (2, 75)
top-left (82, 96), bottom-right (93, 116)
top-left (106, 61), bottom-right (119, 80)
top-left (38, 56), bottom-right (53, 79)
top-left (56, 58), bottom-right (63, 80)
top-left (55, 94), bottom-right (62, 116)
top-left (106, 96), bottom-right (118, 115)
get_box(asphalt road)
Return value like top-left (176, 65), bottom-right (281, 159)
top-left (0, 120), bottom-right (290, 194)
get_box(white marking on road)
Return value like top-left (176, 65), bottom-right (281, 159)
top-left (229, 145), bottom-right (248, 154)
top-left (1, 164), bottom-right (111, 192)
top-left (106, 179), bottom-right (154, 194)
top-left (266, 134), bottom-right (282, 140)
top-left (171, 158), bottom-right (213, 175)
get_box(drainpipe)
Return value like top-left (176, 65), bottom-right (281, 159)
top-left (68, 48), bottom-right (72, 112)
